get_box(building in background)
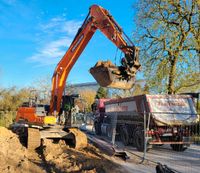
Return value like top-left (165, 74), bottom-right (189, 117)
top-left (65, 82), bottom-right (99, 95)
top-left (64, 80), bottom-right (146, 112)
top-left (65, 80), bottom-right (146, 96)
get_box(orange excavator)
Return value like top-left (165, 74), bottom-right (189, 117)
top-left (13, 4), bottom-right (141, 150)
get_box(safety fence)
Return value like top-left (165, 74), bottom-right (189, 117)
top-left (141, 112), bottom-right (200, 173)
top-left (1, 108), bottom-right (199, 172)
top-left (83, 111), bottom-right (200, 173)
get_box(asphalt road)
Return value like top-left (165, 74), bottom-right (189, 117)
top-left (123, 144), bottom-right (200, 173)
top-left (82, 124), bottom-right (200, 173)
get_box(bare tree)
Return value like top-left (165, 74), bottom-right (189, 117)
top-left (79, 90), bottom-right (96, 112)
top-left (32, 75), bottom-right (51, 104)
top-left (134, 0), bottom-right (200, 94)
top-left (0, 86), bottom-right (31, 111)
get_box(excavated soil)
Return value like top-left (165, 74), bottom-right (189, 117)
top-left (0, 127), bottom-right (124, 173)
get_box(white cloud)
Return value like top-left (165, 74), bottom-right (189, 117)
top-left (61, 20), bottom-right (82, 35)
top-left (27, 17), bottom-right (82, 66)
top-left (28, 37), bottom-right (72, 66)
top-left (39, 17), bottom-right (82, 36)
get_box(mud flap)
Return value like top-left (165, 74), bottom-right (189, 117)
top-left (90, 61), bottom-right (135, 89)
top-left (69, 128), bottom-right (88, 149)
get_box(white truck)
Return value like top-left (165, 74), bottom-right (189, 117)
top-left (94, 94), bottom-right (199, 152)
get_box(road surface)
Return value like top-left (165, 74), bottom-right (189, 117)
top-left (82, 124), bottom-right (200, 173)
top-left (118, 143), bottom-right (200, 173)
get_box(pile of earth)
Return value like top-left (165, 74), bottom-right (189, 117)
top-left (0, 127), bottom-right (124, 173)
top-left (0, 127), bottom-right (44, 173)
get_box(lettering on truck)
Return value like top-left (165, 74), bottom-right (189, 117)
top-left (105, 101), bottom-right (137, 112)
top-left (147, 96), bottom-right (197, 125)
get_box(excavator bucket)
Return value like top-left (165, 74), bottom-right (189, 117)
top-left (90, 61), bottom-right (136, 90)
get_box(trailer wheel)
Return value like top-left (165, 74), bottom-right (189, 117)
top-left (134, 129), bottom-right (144, 152)
top-left (94, 121), bottom-right (101, 135)
top-left (120, 126), bottom-right (129, 146)
top-left (171, 144), bottom-right (187, 152)
top-left (106, 126), bottom-right (112, 139)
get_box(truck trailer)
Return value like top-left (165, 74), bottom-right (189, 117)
top-left (93, 94), bottom-right (199, 152)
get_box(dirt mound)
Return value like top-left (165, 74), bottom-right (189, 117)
top-left (0, 127), bottom-right (124, 173)
top-left (0, 127), bottom-right (44, 173)
top-left (37, 139), bottom-right (124, 173)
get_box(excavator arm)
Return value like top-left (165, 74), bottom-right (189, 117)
top-left (50, 5), bottom-right (141, 114)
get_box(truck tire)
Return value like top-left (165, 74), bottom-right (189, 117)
top-left (94, 121), bottom-right (101, 135)
top-left (171, 144), bottom-right (187, 152)
top-left (106, 126), bottom-right (112, 139)
top-left (120, 126), bottom-right (129, 146)
top-left (134, 128), bottom-right (144, 152)
top-left (134, 127), bottom-right (152, 152)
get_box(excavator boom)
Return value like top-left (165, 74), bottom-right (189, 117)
top-left (13, 5), bottom-right (141, 151)
top-left (50, 4), bottom-right (141, 115)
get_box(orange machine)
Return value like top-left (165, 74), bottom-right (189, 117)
top-left (50, 4), bottom-right (141, 116)
top-left (14, 5), bottom-right (141, 150)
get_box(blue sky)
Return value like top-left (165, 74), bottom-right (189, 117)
top-left (0, 0), bottom-right (141, 88)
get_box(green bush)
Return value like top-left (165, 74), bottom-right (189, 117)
top-left (0, 111), bottom-right (16, 127)
top-left (192, 135), bottom-right (200, 145)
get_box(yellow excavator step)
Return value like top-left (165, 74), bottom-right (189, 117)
top-left (44, 116), bottom-right (57, 125)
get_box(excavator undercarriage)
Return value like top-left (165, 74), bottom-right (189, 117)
top-left (12, 123), bottom-right (87, 150)
top-left (12, 94), bottom-right (87, 151)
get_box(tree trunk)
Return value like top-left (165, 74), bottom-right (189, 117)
top-left (168, 56), bottom-right (177, 94)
